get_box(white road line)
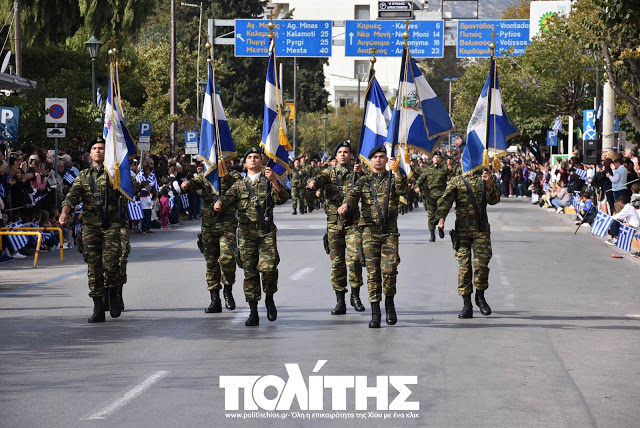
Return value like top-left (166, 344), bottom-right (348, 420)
top-left (290, 267), bottom-right (314, 281)
top-left (625, 314), bottom-right (640, 319)
top-left (230, 309), bottom-right (251, 326)
top-left (83, 370), bottom-right (170, 420)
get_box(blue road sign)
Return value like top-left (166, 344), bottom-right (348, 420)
top-left (185, 130), bottom-right (198, 155)
top-left (235, 20), bottom-right (332, 57)
top-left (345, 20), bottom-right (444, 57)
top-left (583, 110), bottom-right (596, 140)
top-left (614, 116), bottom-right (620, 132)
top-left (457, 20), bottom-right (530, 58)
top-left (547, 130), bottom-right (558, 147)
top-left (138, 122), bottom-right (152, 142)
top-left (0, 107), bottom-right (19, 142)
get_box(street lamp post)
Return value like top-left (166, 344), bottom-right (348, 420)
top-left (85, 34), bottom-right (104, 105)
top-left (443, 77), bottom-right (457, 150)
top-left (283, 107), bottom-right (291, 140)
top-left (197, 78), bottom-right (207, 121)
top-left (322, 114), bottom-right (329, 156)
top-left (347, 118), bottom-right (352, 142)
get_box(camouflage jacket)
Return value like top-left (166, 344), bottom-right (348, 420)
top-left (310, 164), bottom-right (361, 225)
top-left (436, 171), bottom-right (500, 230)
top-left (299, 164), bottom-right (313, 182)
top-left (416, 163), bottom-right (450, 196)
top-left (222, 173), bottom-right (290, 225)
top-left (291, 166), bottom-right (305, 187)
top-left (188, 170), bottom-right (242, 221)
top-left (62, 166), bottom-right (123, 227)
top-left (344, 172), bottom-right (407, 230)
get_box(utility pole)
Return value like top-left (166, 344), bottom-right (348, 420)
top-left (170, 0), bottom-right (178, 154)
top-left (14, 0), bottom-right (22, 77)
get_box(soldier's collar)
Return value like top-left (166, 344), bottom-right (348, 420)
top-left (335, 165), bottom-right (348, 174)
top-left (372, 172), bottom-right (386, 178)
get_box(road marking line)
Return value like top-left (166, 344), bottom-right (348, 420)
top-left (230, 309), bottom-right (250, 326)
top-left (83, 370), bottom-right (170, 420)
top-left (625, 314), bottom-right (640, 319)
top-left (290, 267), bottom-right (314, 280)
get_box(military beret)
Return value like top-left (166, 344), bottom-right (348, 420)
top-left (88, 136), bottom-right (105, 151)
top-left (334, 140), bottom-right (352, 156)
top-left (243, 146), bottom-right (263, 160)
top-left (432, 151), bottom-right (442, 157)
top-left (368, 144), bottom-right (386, 159)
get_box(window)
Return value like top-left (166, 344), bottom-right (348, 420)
top-left (340, 98), bottom-right (354, 108)
top-left (354, 60), bottom-right (369, 79)
top-left (354, 5), bottom-right (370, 19)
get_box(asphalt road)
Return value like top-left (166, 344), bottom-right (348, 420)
top-left (2, 198), bottom-right (640, 427)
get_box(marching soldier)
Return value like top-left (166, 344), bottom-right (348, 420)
top-left (291, 158), bottom-right (304, 215)
top-left (299, 155), bottom-right (314, 213)
top-left (308, 141), bottom-right (365, 315)
top-left (415, 151), bottom-right (450, 242)
top-left (214, 147), bottom-right (289, 326)
top-left (436, 168), bottom-right (500, 319)
top-left (338, 145), bottom-right (407, 328)
top-left (59, 137), bottom-right (124, 323)
top-left (182, 166), bottom-right (241, 313)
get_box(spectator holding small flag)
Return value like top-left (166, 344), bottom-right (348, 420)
top-left (607, 195), bottom-right (640, 245)
top-left (138, 181), bottom-right (153, 234)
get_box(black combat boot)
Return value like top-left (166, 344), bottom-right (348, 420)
top-left (475, 289), bottom-right (492, 316)
top-left (300, 205), bottom-right (306, 215)
top-left (438, 227), bottom-right (445, 239)
top-left (369, 302), bottom-right (381, 328)
top-left (429, 230), bottom-right (436, 242)
top-left (102, 294), bottom-right (110, 311)
top-left (245, 301), bottom-right (259, 326)
top-left (88, 297), bottom-right (106, 323)
top-left (265, 294), bottom-right (277, 321)
top-left (292, 206), bottom-right (297, 215)
top-left (108, 287), bottom-right (122, 318)
top-left (350, 287), bottom-right (365, 312)
top-left (458, 294), bottom-right (473, 319)
top-left (331, 291), bottom-right (347, 315)
top-left (385, 295), bottom-right (397, 325)
top-left (205, 289), bottom-right (222, 313)
top-left (223, 285), bottom-right (236, 310)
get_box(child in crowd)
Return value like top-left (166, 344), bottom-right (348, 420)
top-left (631, 182), bottom-right (640, 209)
top-left (575, 192), bottom-right (596, 226)
top-left (159, 187), bottom-right (171, 229)
top-left (150, 189), bottom-right (161, 229)
top-left (607, 196), bottom-right (640, 245)
top-left (139, 180), bottom-right (153, 234)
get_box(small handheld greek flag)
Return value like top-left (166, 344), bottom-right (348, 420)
top-left (180, 194), bottom-right (190, 209)
top-left (590, 212), bottom-right (614, 238)
top-left (552, 116), bottom-right (562, 132)
top-left (616, 225), bottom-right (635, 252)
top-left (128, 200), bottom-right (144, 221)
top-left (63, 171), bottom-right (76, 185)
top-left (6, 221), bottom-right (29, 252)
top-left (571, 194), bottom-right (581, 211)
top-left (574, 167), bottom-right (588, 180)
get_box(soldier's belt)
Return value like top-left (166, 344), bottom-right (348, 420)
top-left (455, 218), bottom-right (480, 228)
top-left (239, 221), bottom-right (273, 231)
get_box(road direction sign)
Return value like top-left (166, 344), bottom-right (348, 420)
top-left (46, 127), bottom-right (65, 138)
top-left (235, 19), bottom-right (332, 57)
top-left (138, 121), bottom-right (152, 152)
top-left (546, 130), bottom-right (558, 147)
top-left (345, 20), bottom-right (444, 57)
top-left (45, 98), bottom-right (67, 124)
top-left (185, 131), bottom-right (198, 155)
top-left (0, 106), bottom-right (19, 141)
top-left (457, 20), bottom-right (530, 58)
top-left (583, 110), bottom-right (596, 140)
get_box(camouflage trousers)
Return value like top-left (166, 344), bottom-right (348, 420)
top-left (327, 224), bottom-right (363, 292)
top-left (117, 226), bottom-right (131, 290)
top-left (237, 225), bottom-right (279, 301)
top-left (424, 194), bottom-right (443, 231)
top-left (291, 185), bottom-right (303, 211)
top-left (362, 226), bottom-right (400, 303)
top-left (81, 223), bottom-right (121, 298)
top-left (454, 228), bottom-right (492, 295)
top-left (202, 218), bottom-right (237, 290)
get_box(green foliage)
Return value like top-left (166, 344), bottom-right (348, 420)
top-left (297, 106), bottom-right (363, 158)
top-left (228, 115), bottom-right (262, 157)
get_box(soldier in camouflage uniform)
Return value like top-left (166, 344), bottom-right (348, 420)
top-left (182, 167), bottom-right (242, 313)
top-left (60, 137), bottom-right (124, 323)
top-left (308, 141), bottom-right (365, 315)
top-left (290, 158), bottom-right (304, 215)
top-left (299, 155), bottom-right (314, 213)
top-left (415, 151), bottom-right (450, 242)
top-left (339, 145), bottom-right (407, 328)
top-left (436, 168), bottom-right (500, 318)
top-left (215, 147), bottom-right (290, 326)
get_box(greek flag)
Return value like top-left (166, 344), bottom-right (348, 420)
top-left (6, 221), bottom-right (28, 252)
top-left (180, 193), bottom-right (189, 209)
top-left (135, 170), bottom-right (159, 191)
top-left (617, 224), bottom-right (635, 252)
top-left (128, 200), bottom-right (144, 221)
top-left (462, 56), bottom-right (520, 174)
top-left (104, 58), bottom-right (136, 200)
top-left (386, 144), bottom-right (413, 179)
top-left (359, 72), bottom-right (392, 165)
top-left (574, 167), bottom-right (588, 180)
top-left (63, 171), bottom-right (76, 185)
top-left (552, 116), bottom-right (562, 132)
top-left (97, 88), bottom-right (103, 110)
top-left (386, 46), bottom-right (453, 156)
top-left (198, 60), bottom-right (236, 194)
top-left (571, 194), bottom-right (581, 211)
top-left (591, 212), bottom-right (614, 237)
top-left (260, 38), bottom-right (291, 179)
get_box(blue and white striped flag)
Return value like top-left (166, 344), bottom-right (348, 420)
top-left (386, 45), bottom-right (453, 157)
top-left (462, 56), bottom-right (520, 174)
top-left (28, 220), bottom-right (50, 242)
top-left (616, 224), bottom-right (635, 252)
top-left (260, 37), bottom-right (291, 179)
top-left (104, 57), bottom-right (136, 200)
top-left (198, 60), bottom-right (236, 194)
top-left (552, 116), bottom-right (562, 132)
top-left (359, 72), bottom-right (391, 165)
top-left (135, 170), bottom-right (159, 191)
top-left (571, 194), bottom-right (581, 211)
top-left (574, 167), bottom-right (588, 180)
top-left (63, 171), bottom-right (76, 185)
top-left (0, 182), bottom-right (5, 199)
top-left (5, 221), bottom-right (28, 252)
top-left (128, 200), bottom-right (144, 221)
top-left (180, 193), bottom-right (190, 209)
top-left (590, 212), bottom-right (614, 237)
top-left (97, 88), bottom-right (103, 110)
